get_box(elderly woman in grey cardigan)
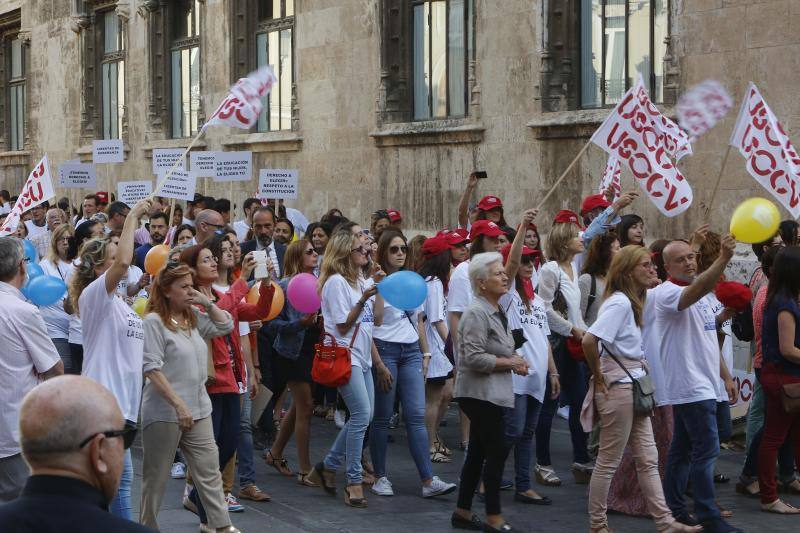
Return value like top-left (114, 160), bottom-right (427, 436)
top-left (451, 252), bottom-right (529, 533)
top-left (138, 263), bottom-right (239, 533)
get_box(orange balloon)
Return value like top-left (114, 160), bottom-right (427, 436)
top-left (144, 244), bottom-right (170, 275)
top-left (247, 280), bottom-right (284, 321)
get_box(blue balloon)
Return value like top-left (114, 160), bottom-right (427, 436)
top-left (26, 262), bottom-right (44, 280)
top-left (22, 239), bottom-right (37, 263)
top-left (377, 270), bottom-right (428, 311)
top-left (25, 275), bottom-right (67, 307)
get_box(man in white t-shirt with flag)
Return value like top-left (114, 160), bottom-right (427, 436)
top-left (647, 235), bottom-right (740, 533)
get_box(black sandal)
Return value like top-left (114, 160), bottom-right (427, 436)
top-left (307, 462), bottom-right (337, 496)
top-left (265, 450), bottom-right (293, 477)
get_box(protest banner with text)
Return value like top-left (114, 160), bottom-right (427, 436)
top-left (259, 169), bottom-right (299, 199)
top-left (214, 151), bottom-right (252, 182)
top-left (155, 170), bottom-right (196, 202)
top-left (152, 148), bottom-right (186, 175)
top-left (118, 180), bottom-right (153, 206)
top-left (59, 162), bottom-right (97, 189)
top-left (92, 139), bottom-right (125, 163)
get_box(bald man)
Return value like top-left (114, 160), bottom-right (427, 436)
top-left (644, 234), bottom-right (740, 533)
top-left (194, 209), bottom-right (225, 244)
top-left (0, 376), bottom-right (154, 532)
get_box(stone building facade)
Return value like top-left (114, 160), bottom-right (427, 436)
top-left (0, 0), bottom-right (796, 238)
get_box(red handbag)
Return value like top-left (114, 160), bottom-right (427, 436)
top-left (312, 324), bottom-right (360, 387)
top-left (566, 336), bottom-right (586, 362)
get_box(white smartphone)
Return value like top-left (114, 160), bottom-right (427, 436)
top-left (252, 250), bottom-right (269, 279)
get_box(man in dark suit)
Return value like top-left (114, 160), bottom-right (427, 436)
top-left (0, 375), bottom-right (155, 532)
top-left (239, 206), bottom-right (286, 279)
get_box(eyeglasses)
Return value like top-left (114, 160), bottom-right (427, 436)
top-left (351, 246), bottom-right (369, 255)
top-left (204, 222), bottom-right (225, 230)
top-left (304, 248), bottom-right (317, 256)
top-left (389, 245), bottom-right (408, 254)
top-left (78, 426), bottom-right (137, 450)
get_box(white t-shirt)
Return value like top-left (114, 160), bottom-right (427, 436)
top-left (421, 277), bottom-right (453, 379)
top-left (285, 207), bottom-right (309, 235)
top-left (24, 219), bottom-right (48, 239)
top-left (373, 299), bottom-right (418, 344)
top-left (116, 265), bottom-right (146, 299)
top-left (321, 274), bottom-right (375, 369)
top-left (448, 260), bottom-right (472, 313)
top-left (38, 258), bottom-right (73, 339)
top-left (79, 272), bottom-right (145, 422)
top-left (708, 293), bottom-right (733, 402)
top-left (500, 280), bottom-right (551, 401)
top-left (182, 217), bottom-right (195, 227)
top-left (234, 219), bottom-right (250, 242)
top-left (538, 261), bottom-right (586, 337)
top-left (646, 281), bottom-right (720, 406)
top-left (587, 292), bottom-right (646, 384)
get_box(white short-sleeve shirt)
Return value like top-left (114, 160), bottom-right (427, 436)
top-left (321, 274), bottom-right (375, 369)
top-left (587, 292), bottom-right (646, 383)
top-left (448, 260), bottom-right (472, 313)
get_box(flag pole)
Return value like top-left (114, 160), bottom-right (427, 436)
top-left (535, 141), bottom-right (593, 211)
top-left (704, 145), bottom-right (732, 224)
top-left (151, 128), bottom-right (206, 198)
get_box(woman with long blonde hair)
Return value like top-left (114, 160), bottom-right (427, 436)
top-left (39, 224), bottom-right (77, 373)
top-left (581, 246), bottom-right (700, 533)
top-left (309, 230), bottom-right (380, 508)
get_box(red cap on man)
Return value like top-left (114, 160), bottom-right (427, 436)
top-left (469, 220), bottom-right (505, 240)
top-left (386, 209), bottom-right (402, 223)
top-left (477, 195), bottom-right (503, 211)
top-left (580, 194), bottom-right (611, 216)
top-left (553, 210), bottom-right (583, 229)
top-left (422, 235), bottom-right (452, 258)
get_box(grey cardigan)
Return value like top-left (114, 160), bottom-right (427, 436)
top-left (454, 296), bottom-right (516, 408)
top-left (141, 308), bottom-right (234, 429)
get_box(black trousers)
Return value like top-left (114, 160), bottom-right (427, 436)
top-left (457, 397), bottom-right (511, 516)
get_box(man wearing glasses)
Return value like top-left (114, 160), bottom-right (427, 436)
top-left (0, 375), bottom-right (154, 532)
top-left (194, 209), bottom-right (227, 245)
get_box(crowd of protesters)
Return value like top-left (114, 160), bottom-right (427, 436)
top-left (1, 173), bottom-right (800, 533)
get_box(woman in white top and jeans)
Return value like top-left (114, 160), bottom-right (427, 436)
top-left (309, 231), bottom-right (379, 508)
top-left (38, 224), bottom-right (76, 373)
top-left (535, 211), bottom-right (592, 486)
top-left (582, 245), bottom-right (700, 533)
top-left (69, 198), bottom-right (151, 520)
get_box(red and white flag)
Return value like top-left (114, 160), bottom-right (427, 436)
top-left (203, 66), bottom-right (277, 130)
top-left (0, 155), bottom-right (55, 236)
top-left (730, 83), bottom-right (800, 218)
top-left (677, 80), bottom-right (734, 140)
top-left (599, 156), bottom-right (622, 201)
top-left (590, 76), bottom-right (694, 217)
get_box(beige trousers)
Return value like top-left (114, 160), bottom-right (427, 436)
top-left (140, 417), bottom-right (231, 529)
top-left (588, 384), bottom-right (675, 531)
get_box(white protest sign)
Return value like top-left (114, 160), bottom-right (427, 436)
top-left (190, 151), bottom-right (220, 177)
top-left (58, 162), bottom-right (97, 189)
top-left (152, 148), bottom-right (186, 175)
top-left (213, 151), bottom-right (252, 182)
top-left (155, 170), bottom-right (196, 202)
top-left (118, 180), bottom-right (153, 206)
top-left (258, 169), bottom-right (299, 199)
top-left (92, 139), bottom-right (125, 163)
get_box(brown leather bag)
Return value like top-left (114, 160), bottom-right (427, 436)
top-left (780, 382), bottom-right (800, 415)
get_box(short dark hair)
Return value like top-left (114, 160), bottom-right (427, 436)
top-left (0, 189), bottom-right (10, 201)
top-left (83, 194), bottom-right (99, 205)
top-left (243, 197), bottom-right (261, 213)
top-left (107, 201), bottom-right (130, 218)
top-left (252, 206), bottom-right (275, 221)
top-left (275, 217), bottom-right (295, 237)
top-left (149, 212), bottom-right (169, 226)
top-left (213, 198), bottom-right (231, 214)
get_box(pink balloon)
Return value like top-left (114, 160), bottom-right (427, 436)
top-left (287, 273), bottom-right (321, 313)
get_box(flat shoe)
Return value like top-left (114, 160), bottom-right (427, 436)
top-left (451, 511), bottom-right (483, 530)
top-left (514, 492), bottom-right (552, 505)
top-left (762, 498), bottom-right (800, 514)
top-left (734, 481), bottom-right (759, 497)
top-left (483, 523), bottom-right (515, 532)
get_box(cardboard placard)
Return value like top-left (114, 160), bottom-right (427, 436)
top-left (152, 148), bottom-right (186, 174)
top-left (213, 151), bottom-right (252, 182)
top-left (118, 180), bottom-right (153, 206)
top-left (258, 169), bottom-right (298, 199)
top-left (93, 139), bottom-right (125, 163)
top-left (58, 162), bottom-right (97, 189)
top-left (190, 151), bottom-right (220, 177)
top-left (155, 170), bottom-right (196, 201)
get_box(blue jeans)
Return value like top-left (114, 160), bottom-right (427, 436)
top-left (324, 365), bottom-right (375, 484)
top-left (505, 394), bottom-right (543, 493)
top-left (238, 393), bottom-right (257, 487)
top-left (716, 401), bottom-right (732, 443)
top-left (664, 399), bottom-right (720, 522)
top-left (370, 339), bottom-right (432, 481)
top-left (109, 449), bottom-right (132, 520)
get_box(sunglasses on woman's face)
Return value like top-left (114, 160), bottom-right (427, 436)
top-left (351, 246), bottom-right (369, 255)
top-left (389, 245), bottom-right (408, 254)
top-left (304, 248), bottom-right (317, 256)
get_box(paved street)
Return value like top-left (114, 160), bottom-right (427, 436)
top-left (131, 407), bottom-right (796, 532)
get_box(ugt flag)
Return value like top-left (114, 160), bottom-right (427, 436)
top-left (0, 155), bottom-right (55, 236)
top-left (203, 66), bottom-right (277, 130)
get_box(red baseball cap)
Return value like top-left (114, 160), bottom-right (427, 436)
top-left (553, 210), bottom-right (583, 229)
top-left (477, 195), bottom-right (503, 211)
top-left (422, 235), bottom-right (452, 258)
top-left (95, 191), bottom-right (109, 205)
top-left (437, 228), bottom-right (469, 246)
top-left (386, 209), bottom-right (402, 223)
top-left (500, 243), bottom-right (539, 265)
top-left (469, 220), bottom-right (505, 240)
top-left (580, 194), bottom-right (611, 216)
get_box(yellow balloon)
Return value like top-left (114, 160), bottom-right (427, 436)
top-left (729, 197), bottom-right (781, 244)
top-left (131, 297), bottom-right (148, 318)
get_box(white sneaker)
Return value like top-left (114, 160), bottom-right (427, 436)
top-left (422, 476), bottom-right (457, 498)
top-left (334, 409), bottom-right (346, 429)
top-left (171, 462), bottom-right (186, 479)
top-left (371, 476), bottom-right (394, 496)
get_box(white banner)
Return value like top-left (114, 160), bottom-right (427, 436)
top-left (730, 83), bottom-right (800, 218)
top-left (213, 151), bottom-right (252, 182)
top-left (598, 156), bottom-right (621, 201)
top-left (58, 162), bottom-right (97, 189)
top-left (155, 170), bottom-right (196, 202)
top-left (118, 180), bottom-right (153, 206)
top-left (590, 77), bottom-right (694, 217)
top-left (204, 66), bottom-right (276, 130)
top-left (152, 148), bottom-right (186, 175)
top-left (676, 80), bottom-right (734, 140)
top-left (92, 139), bottom-right (125, 163)
top-left (258, 169), bottom-right (299, 199)
top-left (0, 155), bottom-right (56, 236)
top-left (190, 151), bottom-right (220, 177)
